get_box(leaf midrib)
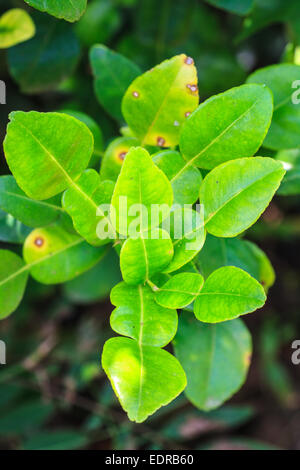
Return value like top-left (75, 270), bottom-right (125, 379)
top-left (204, 166), bottom-right (283, 225)
top-left (0, 237), bottom-right (83, 288)
top-left (16, 119), bottom-right (115, 236)
top-left (136, 285), bottom-right (145, 420)
top-left (174, 97), bottom-right (262, 183)
top-left (140, 61), bottom-right (183, 146)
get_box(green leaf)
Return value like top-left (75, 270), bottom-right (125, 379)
top-left (61, 110), bottom-right (103, 158)
top-left (0, 176), bottom-right (63, 228)
top-left (102, 337), bottom-right (186, 422)
top-left (196, 234), bottom-right (275, 291)
top-left (247, 64), bottom-right (300, 150)
top-left (153, 150), bottom-right (202, 205)
top-left (0, 250), bottom-right (28, 319)
top-left (0, 211), bottom-right (31, 244)
top-left (275, 149), bottom-right (300, 195)
top-left (90, 45), bottom-right (141, 121)
top-left (180, 84), bottom-right (273, 169)
top-left (76, 1), bottom-right (120, 47)
top-left (200, 157), bottom-right (285, 237)
top-left (23, 223), bottom-right (106, 284)
top-left (62, 170), bottom-right (115, 246)
top-left (204, 0), bottom-right (254, 15)
top-left (194, 266), bottom-right (266, 323)
top-left (24, 0), bottom-right (87, 22)
top-left (111, 147), bottom-right (173, 236)
top-left (23, 431), bottom-right (88, 450)
top-left (100, 136), bottom-right (139, 182)
top-left (0, 8), bottom-right (35, 48)
top-left (7, 13), bottom-right (80, 93)
top-left (174, 313), bottom-right (252, 410)
top-left (4, 111), bottom-right (94, 200)
top-left (64, 248), bottom-right (121, 304)
top-left (155, 273), bottom-right (204, 309)
top-left (120, 229), bottom-right (174, 285)
top-left (122, 54), bottom-right (199, 147)
top-left (110, 282), bottom-right (178, 346)
top-left (163, 208), bottom-right (206, 273)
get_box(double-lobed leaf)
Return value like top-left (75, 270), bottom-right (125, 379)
top-left (111, 147), bottom-right (173, 236)
top-left (120, 229), bottom-right (173, 285)
top-left (0, 175), bottom-right (63, 228)
top-left (0, 250), bottom-right (28, 319)
top-left (247, 64), bottom-right (300, 150)
top-left (24, 0), bottom-right (87, 22)
top-left (90, 45), bottom-right (141, 122)
top-left (180, 84), bottom-right (273, 169)
top-left (153, 150), bottom-right (202, 205)
top-left (122, 54), bottom-right (199, 147)
top-left (0, 8), bottom-right (35, 48)
top-left (200, 157), bottom-right (285, 237)
top-left (110, 282), bottom-right (177, 347)
top-left (155, 273), bottom-right (204, 309)
top-left (102, 337), bottom-right (186, 423)
top-left (194, 266), bottom-right (266, 323)
top-left (4, 111), bottom-right (94, 200)
top-left (174, 313), bottom-right (252, 410)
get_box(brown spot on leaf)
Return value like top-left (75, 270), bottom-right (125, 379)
top-left (245, 353), bottom-right (252, 366)
top-left (185, 56), bottom-right (194, 65)
top-left (185, 111), bottom-right (191, 118)
top-left (157, 136), bottom-right (165, 147)
top-left (186, 84), bottom-right (198, 93)
top-left (34, 237), bottom-right (44, 248)
top-left (132, 91), bottom-right (139, 98)
top-left (118, 151), bottom-right (127, 161)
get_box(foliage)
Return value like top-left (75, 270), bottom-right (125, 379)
top-left (0, 0), bottom-right (299, 443)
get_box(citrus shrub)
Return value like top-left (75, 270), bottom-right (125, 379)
top-left (1, 49), bottom-right (296, 423)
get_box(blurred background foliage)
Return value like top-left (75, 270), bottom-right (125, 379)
top-left (0, 0), bottom-right (299, 450)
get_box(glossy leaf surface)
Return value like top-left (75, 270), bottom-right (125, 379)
top-left (247, 64), bottom-right (300, 150)
top-left (122, 54), bottom-right (198, 147)
top-left (120, 229), bottom-right (173, 285)
top-left (200, 157), bottom-right (285, 237)
top-left (23, 224), bottom-right (105, 284)
top-left (111, 147), bottom-right (173, 236)
top-left (24, 0), bottom-right (87, 22)
top-left (90, 45), bottom-right (141, 121)
top-left (194, 266), bottom-right (266, 323)
top-left (110, 282), bottom-right (177, 346)
top-left (155, 273), bottom-right (204, 309)
top-left (102, 337), bottom-right (186, 422)
top-left (0, 9), bottom-right (35, 48)
top-left (174, 313), bottom-right (252, 410)
top-left (4, 112), bottom-right (94, 200)
top-left (180, 84), bottom-right (273, 169)
top-left (0, 250), bottom-right (28, 319)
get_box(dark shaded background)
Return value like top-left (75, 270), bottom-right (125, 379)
top-left (0, 0), bottom-right (299, 450)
